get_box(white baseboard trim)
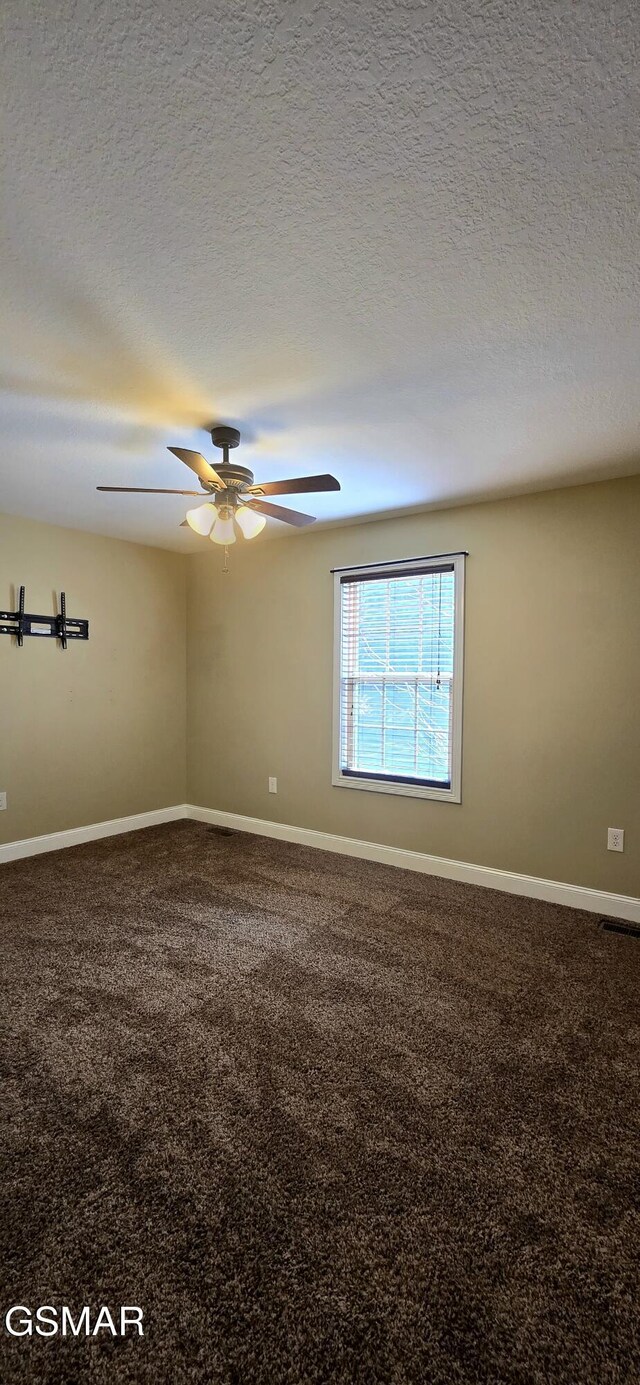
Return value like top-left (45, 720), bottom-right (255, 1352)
top-left (0, 805), bottom-right (190, 865)
top-left (2, 802), bottom-right (638, 923)
top-left (189, 805), bottom-right (640, 924)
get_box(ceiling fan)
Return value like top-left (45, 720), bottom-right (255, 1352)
top-left (97, 425), bottom-right (340, 543)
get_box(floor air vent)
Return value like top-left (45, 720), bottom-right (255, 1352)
top-left (598, 919), bottom-right (640, 939)
top-left (207, 825), bottom-right (235, 837)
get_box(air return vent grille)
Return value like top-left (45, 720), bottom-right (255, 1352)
top-left (598, 919), bottom-right (640, 939)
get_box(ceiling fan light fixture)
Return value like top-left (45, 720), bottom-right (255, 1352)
top-left (185, 502), bottom-right (217, 536)
top-left (210, 512), bottom-right (236, 546)
top-left (235, 505), bottom-right (266, 539)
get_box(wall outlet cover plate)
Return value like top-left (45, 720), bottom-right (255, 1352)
top-left (607, 827), bottom-right (624, 852)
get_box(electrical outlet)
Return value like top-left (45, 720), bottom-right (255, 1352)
top-left (0, 791), bottom-right (6, 811)
top-left (268, 777), bottom-right (277, 793)
top-left (607, 827), bottom-right (624, 852)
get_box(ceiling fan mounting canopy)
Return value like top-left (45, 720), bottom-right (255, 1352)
top-left (210, 425), bottom-right (240, 450)
top-left (97, 422), bottom-right (341, 542)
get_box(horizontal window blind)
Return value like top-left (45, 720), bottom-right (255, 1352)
top-left (338, 562), bottom-right (456, 789)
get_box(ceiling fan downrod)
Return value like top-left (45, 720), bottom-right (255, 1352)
top-left (210, 426), bottom-right (254, 490)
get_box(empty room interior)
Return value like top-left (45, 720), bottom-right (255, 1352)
top-left (1, 3), bottom-right (639, 1382)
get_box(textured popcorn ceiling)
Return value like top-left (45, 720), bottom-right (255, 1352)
top-left (1, 1), bottom-right (639, 550)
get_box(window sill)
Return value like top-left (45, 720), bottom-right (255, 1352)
top-left (332, 772), bottom-right (461, 804)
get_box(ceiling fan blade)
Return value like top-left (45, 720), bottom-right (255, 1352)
top-left (97, 486), bottom-right (206, 494)
top-left (249, 473), bottom-right (340, 497)
top-left (247, 498), bottom-right (315, 527)
top-left (168, 447), bottom-right (223, 488)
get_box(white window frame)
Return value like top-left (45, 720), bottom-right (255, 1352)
top-left (332, 553), bottom-right (465, 803)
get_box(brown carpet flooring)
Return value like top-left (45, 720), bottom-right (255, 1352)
top-left (1, 821), bottom-right (639, 1384)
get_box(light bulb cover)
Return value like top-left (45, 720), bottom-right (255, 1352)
top-left (235, 505), bottom-right (267, 539)
top-left (185, 502), bottom-right (217, 536)
top-left (210, 513), bottom-right (236, 546)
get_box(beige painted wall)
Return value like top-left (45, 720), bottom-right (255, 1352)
top-left (0, 514), bottom-right (186, 843)
top-left (2, 478), bottom-right (638, 895)
top-left (187, 475), bottom-right (640, 896)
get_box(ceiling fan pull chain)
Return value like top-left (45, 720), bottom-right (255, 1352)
top-left (223, 545), bottom-right (230, 573)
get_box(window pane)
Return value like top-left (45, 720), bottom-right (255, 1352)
top-left (349, 682), bottom-right (383, 771)
top-left (417, 682), bottom-right (451, 782)
top-left (384, 723), bottom-right (416, 776)
top-left (385, 680), bottom-right (414, 724)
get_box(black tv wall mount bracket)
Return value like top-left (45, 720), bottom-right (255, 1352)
top-left (0, 586), bottom-right (89, 649)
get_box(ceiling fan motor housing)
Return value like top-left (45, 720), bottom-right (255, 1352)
top-left (215, 464), bottom-right (255, 491)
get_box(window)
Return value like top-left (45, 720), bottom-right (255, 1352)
top-left (332, 554), bottom-right (465, 802)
